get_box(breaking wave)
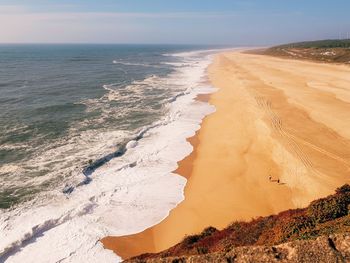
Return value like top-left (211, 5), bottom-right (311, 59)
top-left (0, 48), bottom-right (220, 263)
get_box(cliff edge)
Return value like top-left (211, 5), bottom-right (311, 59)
top-left (127, 185), bottom-right (350, 262)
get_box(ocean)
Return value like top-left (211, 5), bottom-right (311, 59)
top-left (0, 44), bottom-right (220, 262)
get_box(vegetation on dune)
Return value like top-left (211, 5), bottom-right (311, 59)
top-left (257, 39), bottom-right (350, 64)
top-left (308, 184), bottom-right (350, 223)
top-left (273, 39), bottom-right (350, 49)
top-left (131, 184), bottom-right (350, 261)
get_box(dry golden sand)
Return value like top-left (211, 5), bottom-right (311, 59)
top-left (101, 51), bottom-right (350, 259)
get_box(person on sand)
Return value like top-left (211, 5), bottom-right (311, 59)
top-left (268, 175), bottom-right (272, 181)
top-left (277, 179), bottom-right (280, 184)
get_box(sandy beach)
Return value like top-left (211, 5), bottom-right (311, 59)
top-left (102, 51), bottom-right (350, 259)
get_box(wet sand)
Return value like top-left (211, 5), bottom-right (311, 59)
top-left (101, 51), bottom-right (350, 260)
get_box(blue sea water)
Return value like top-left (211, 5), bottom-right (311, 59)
top-left (0, 44), bottom-right (215, 209)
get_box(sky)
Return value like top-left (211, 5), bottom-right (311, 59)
top-left (0, 0), bottom-right (349, 45)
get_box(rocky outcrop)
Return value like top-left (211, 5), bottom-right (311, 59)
top-left (128, 233), bottom-right (350, 263)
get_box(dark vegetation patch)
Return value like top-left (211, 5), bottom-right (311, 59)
top-left (272, 39), bottom-right (350, 49)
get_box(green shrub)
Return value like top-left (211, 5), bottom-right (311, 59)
top-left (196, 246), bottom-right (209, 254)
top-left (182, 227), bottom-right (217, 248)
top-left (281, 215), bottom-right (315, 240)
top-left (308, 193), bottom-right (350, 223)
top-left (171, 258), bottom-right (186, 263)
top-left (228, 221), bottom-right (243, 231)
top-left (182, 235), bottom-right (200, 246)
top-left (336, 184), bottom-right (350, 194)
top-left (200, 226), bottom-right (218, 238)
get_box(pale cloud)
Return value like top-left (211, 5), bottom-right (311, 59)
top-left (0, 4), bottom-right (328, 45)
top-left (0, 6), bottom-right (239, 43)
top-left (0, 12), bottom-right (145, 43)
top-left (0, 4), bottom-right (28, 14)
top-left (0, 10), bottom-right (237, 20)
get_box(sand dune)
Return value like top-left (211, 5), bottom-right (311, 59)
top-left (101, 51), bottom-right (350, 259)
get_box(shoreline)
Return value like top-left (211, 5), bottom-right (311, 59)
top-left (100, 53), bottom-right (294, 259)
top-left (0, 49), bottom-right (216, 263)
top-left (102, 50), bottom-right (350, 260)
top-left (174, 94), bottom-right (210, 180)
top-left (101, 84), bottom-right (214, 260)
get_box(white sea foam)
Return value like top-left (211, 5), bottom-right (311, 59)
top-left (112, 60), bottom-right (165, 68)
top-left (0, 49), bottom-right (218, 263)
top-left (163, 47), bottom-right (237, 58)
